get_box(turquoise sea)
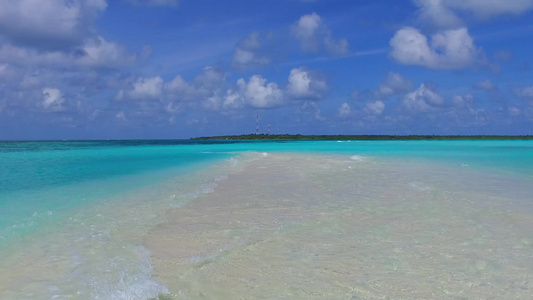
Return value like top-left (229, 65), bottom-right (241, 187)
top-left (0, 140), bottom-right (532, 299)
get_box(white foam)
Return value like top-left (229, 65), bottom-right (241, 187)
top-left (409, 181), bottom-right (431, 191)
top-left (350, 155), bottom-right (366, 161)
top-left (87, 246), bottom-right (169, 300)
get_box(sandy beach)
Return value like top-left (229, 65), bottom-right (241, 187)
top-left (144, 153), bottom-right (533, 299)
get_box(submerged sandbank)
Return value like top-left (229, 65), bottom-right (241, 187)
top-left (145, 153), bottom-right (533, 299)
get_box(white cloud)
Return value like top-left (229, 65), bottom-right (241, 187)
top-left (413, 0), bottom-right (533, 28)
top-left (164, 102), bottom-right (181, 114)
top-left (452, 94), bottom-right (475, 111)
top-left (127, 0), bottom-right (178, 6)
top-left (299, 101), bottom-right (326, 121)
top-left (204, 75), bottom-right (284, 110)
top-left (451, 94), bottom-right (489, 123)
top-left (0, 1), bottom-right (134, 70)
top-left (0, 0), bottom-right (106, 51)
top-left (125, 77), bottom-right (164, 100)
top-left (414, 0), bottom-right (533, 28)
top-left (235, 75), bottom-right (284, 108)
top-left (338, 102), bottom-right (351, 116)
top-left (474, 79), bottom-right (495, 91)
top-left (116, 111), bottom-right (127, 122)
top-left (291, 13), bottom-right (349, 55)
top-left (402, 83), bottom-right (444, 113)
top-left (514, 86), bottom-right (533, 100)
top-left (508, 106), bottom-right (521, 116)
top-left (0, 63), bottom-right (13, 79)
top-left (324, 37), bottom-right (349, 56)
top-left (194, 66), bottom-right (226, 89)
top-left (113, 67), bottom-right (326, 113)
top-left (231, 32), bottom-right (270, 68)
top-left (390, 27), bottom-right (480, 69)
top-left (414, 0), bottom-right (463, 29)
top-left (115, 67), bottom-right (226, 111)
top-left (292, 13), bottom-right (322, 51)
top-left (76, 37), bottom-right (135, 68)
top-left (202, 94), bottom-right (223, 110)
top-left (365, 100), bottom-right (385, 115)
top-left (376, 72), bottom-right (413, 97)
top-left (286, 67), bottom-right (328, 99)
top-left (42, 87), bottom-right (64, 111)
top-left (0, 36), bottom-right (135, 68)
top-left (164, 75), bottom-right (197, 100)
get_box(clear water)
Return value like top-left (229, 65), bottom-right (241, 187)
top-left (0, 140), bottom-right (532, 299)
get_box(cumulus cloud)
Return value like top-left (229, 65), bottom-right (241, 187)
top-left (473, 79), bottom-right (506, 101)
top-left (166, 67), bottom-right (225, 103)
top-left (414, 0), bottom-right (463, 29)
top-left (292, 13), bottom-right (322, 51)
top-left (299, 101), bottom-right (326, 121)
top-left (231, 32), bottom-right (270, 68)
top-left (376, 72), bottom-right (413, 97)
top-left (508, 106), bottom-right (521, 116)
top-left (0, 36), bottom-right (134, 70)
top-left (164, 75), bottom-right (196, 100)
top-left (453, 94), bottom-right (475, 109)
top-left (291, 13), bottom-right (349, 55)
top-left (402, 83), bottom-right (444, 113)
top-left (286, 67), bottom-right (328, 99)
top-left (231, 75), bottom-right (284, 108)
top-left (474, 79), bottom-right (495, 91)
top-left (127, 0), bottom-right (178, 6)
top-left (0, 1), bottom-right (135, 70)
top-left (42, 87), bottom-right (65, 111)
top-left (413, 0), bottom-right (533, 29)
top-left (194, 66), bottom-right (226, 89)
top-left (390, 27), bottom-right (480, 69)
top-left (0, 0), bottom-right (106, 51)
top-left (365, 100), bottom-right (385, 115)
top-left (114, 66), bottom-right (328, 114)
top-left (514, 86), bottom-right (533, 101)
top-left (76, 37), bottom-right (135, 68)
top-left (451, 94), bottom-right (489, 123)
top-left (338, 102), bottom-right (351, 116)
top-left (116, 111), bottom-right (127, 122)
top-left (129, 77), bottom-right (164, 99)
top-left (114, 67), bottom-right (226, 113)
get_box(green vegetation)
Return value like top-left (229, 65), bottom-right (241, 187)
top-left (192, 134), bottom-right (533, 141)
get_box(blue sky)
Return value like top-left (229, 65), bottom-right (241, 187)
top-left (1, 0), bottom-right (533, 139)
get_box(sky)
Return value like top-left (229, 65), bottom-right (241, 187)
top-left (1, 0), bottom-right (533, 139)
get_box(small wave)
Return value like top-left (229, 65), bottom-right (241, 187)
top-left (350, 155), bottom-right (366, 162)
top-left (409, 182), bottom-right (431, 192)
top-left (87, 246), bottom-right (169, 300)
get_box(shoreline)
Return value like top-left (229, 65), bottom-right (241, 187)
top-left (144, 153), bottom-right (533, 299)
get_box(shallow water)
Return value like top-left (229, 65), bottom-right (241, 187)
top-left (146, 153), bottom-right (533, 299)
top-left (0, 140), bottom-right (532, 299)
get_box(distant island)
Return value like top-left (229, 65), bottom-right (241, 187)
top-left (192, 134), bottom-right (533, 141)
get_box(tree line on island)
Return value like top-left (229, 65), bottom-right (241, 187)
top-left (192, 134), bottom-right (533, 141)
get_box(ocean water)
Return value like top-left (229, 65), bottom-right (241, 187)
top-left (0, 140), bottom-right (532, 299)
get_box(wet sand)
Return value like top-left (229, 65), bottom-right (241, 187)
top-left (144, 153), bottom-right (533, 299)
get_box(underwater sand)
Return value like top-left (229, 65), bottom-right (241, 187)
top-left (145, 153), bottom-right (533, 299)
